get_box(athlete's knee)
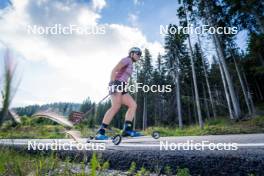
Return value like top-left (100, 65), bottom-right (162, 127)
top-left (130, 101), bottom-right (137, 111)
top-left (111, 103), bottom-right (121, 111)
top-left (134, 102), bottom-right (137, 110)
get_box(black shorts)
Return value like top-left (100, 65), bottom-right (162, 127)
top-left (109, 80), bottom-right (128, 95)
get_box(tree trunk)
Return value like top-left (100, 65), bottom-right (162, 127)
top-left (202, 83), bottom-right (210, 119)
top-left (134, 90), bottom-right (137, 130)
top-left (154, 95), bottom-right (157, 126)
top-left (198, 35), bottom-right (217, 119)
top-left (184, 4), bottom-right (203, 128)
top-left (158, 92), bottom-right (162, 126)
top-left (133, 69), bottom-right (139, 130)
top-left (161, 98), bottom-right (164, 123)
top-left (192, 82), bottom-right (198, 124)
top-left (175, 69), bottom-right (183, 129)
top-left (212, 34), bottom-right (241, 119)
top-left (231, 51), bottom-right (252, 115)
top-left (188, 38), bottom-right (203, 128)
top-left (242, 71), bottom-right (256, 115)
top-left (254, 77), bottom-right (263, 101)
top-left (188, 95), bottom-right (192, 124)
top-left (205, 2), bottom-right (241, 119)
top-left (142, 95), bottom-right (147, 130)
top-left (173, 48), bottom-right (183, 129)
top-left (215, 86), bottom-right (220, 106)
top-left (213, 56), bottom-right (234, 119)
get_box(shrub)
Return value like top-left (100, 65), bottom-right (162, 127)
top-left (177, 167), bottom-right (190, 176)
top-left (90, 153), bottom-right (99, 176)
top-left (128, 161), bottom-right (137, 175)
top-left (164, 165), bottom-right (172, 176)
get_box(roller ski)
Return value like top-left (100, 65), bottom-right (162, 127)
top-left (87, 124), bottom-right (122, 145)
top-left (87, 133), bottom-right (122, 145)
top-left (87, 130), bottom-right (159, 146)
top-left (120, 121), bottom-right (160, 141)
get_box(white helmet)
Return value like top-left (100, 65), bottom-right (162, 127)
top-left (128, 47), bottom-right (142, 56)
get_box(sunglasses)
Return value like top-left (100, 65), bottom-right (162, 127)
top-left (135, 52), bottom-right (142, 56)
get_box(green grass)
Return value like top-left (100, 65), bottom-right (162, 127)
top-left (1, 113), bottom-right (263, 139)
top-left (0, 146), bottom-right (60, 175)
top-left (0, 146), bottom-right (88, 175)
top-left (0, 124), bottom-right (65, 139)
top-left (0, 121), bottom-right (121, 139)
top-left (1, 116), bottom-right (263, 139)
top-left (0, 147), bottom-right (193, 175)
top-left (145, 115), bottom-right (264, 137)
top-left (0, 147), bottom-right (108, 175)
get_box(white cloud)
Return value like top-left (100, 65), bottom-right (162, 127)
top-left (78, 8), bottom-right (101, 25)
top-left (92, 0), bottom-right (106, 11)
top-left (0, 0), bottom-right (164, 107)
top-left (128, 13), bottom-right (138, 27)
top-left (133, 0), bottom-right (143, 6)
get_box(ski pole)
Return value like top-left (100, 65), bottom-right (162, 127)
top-left (83, 93), bottom-right (111, 117)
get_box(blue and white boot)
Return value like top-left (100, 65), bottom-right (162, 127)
top-left (121, 120), bottom-right (142, 137)
top-left (95, 133), bottom-right (109, 140)
top-left (122, 130), bottom-right (142, 137)
top-left (95, 125), bottom-right (109, 140)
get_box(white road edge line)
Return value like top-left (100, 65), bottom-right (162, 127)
top-left (114, 143), bottom-right (264, 147)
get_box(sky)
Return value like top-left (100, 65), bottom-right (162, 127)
top-left (0, 0), bottom-right (248, 108)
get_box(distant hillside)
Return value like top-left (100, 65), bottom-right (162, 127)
top-left (13, 102), bottom-right (81, 117)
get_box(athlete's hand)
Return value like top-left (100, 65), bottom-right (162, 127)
top-left (108, 80), bottom-right (120, 94)
top-left (108, 80), bottom-right (114, 86)
top-left (108, 80), bottom-right (116, 94)
top-left (108, 80), bottom-right (120, 86)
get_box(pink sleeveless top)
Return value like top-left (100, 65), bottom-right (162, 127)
top-left (115, 56), bottom-right (133, 82)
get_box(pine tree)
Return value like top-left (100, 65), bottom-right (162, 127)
top-left (164, 24), bottom-right (187, 129)
top-left (178, 1), bottom-right (204, 128)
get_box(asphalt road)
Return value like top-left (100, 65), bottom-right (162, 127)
top-left (1, 133), bottom-right (264, 146)
top-left (1, 134), bottom-right (264, 175)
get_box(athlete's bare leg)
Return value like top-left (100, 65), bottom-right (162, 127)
top-left (121, 93), bottom-right (141, 137)
top-left (102, 92), bottom-right (122, 124)
top-left (121, 94), bottom-right (137, 121)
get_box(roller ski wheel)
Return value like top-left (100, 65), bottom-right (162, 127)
top-left (151, 131), bottom-right (160, 139)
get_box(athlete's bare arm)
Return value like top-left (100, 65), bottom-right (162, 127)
top-left (110, 61), bottom-right (125, 81)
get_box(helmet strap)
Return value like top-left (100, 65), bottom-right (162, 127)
top-left (130, 53), bottom-right (136, 62)
top-left (131, 58), bottom-right (136, 62)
